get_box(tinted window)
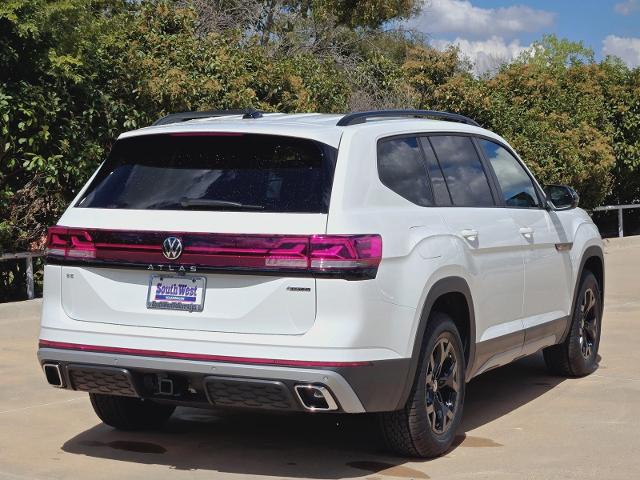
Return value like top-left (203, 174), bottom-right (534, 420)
top-left (378, 137), bottom-right (432, 206)
top-left (77, 134), bottom-right (335, 213)
top-left (479, 139), bottom-right (540, 208)
top-left (419, 137), bottom-right (452, 206)
top-left (429, 136), bottom-right (494, 207)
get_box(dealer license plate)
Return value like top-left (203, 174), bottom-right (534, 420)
top-left (146, 275), bottom-right (206, 312)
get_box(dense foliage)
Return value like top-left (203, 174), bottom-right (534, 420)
top-left (1, 0), bottom-right (639, 299)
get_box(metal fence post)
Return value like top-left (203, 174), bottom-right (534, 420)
top-left (618, 207), bottom-right (624, 238)
top-left (1, 252), bottom-right (43, 300)
top-left (593, 204), bottom-right (638, 238)
top-left (26, 255), bottom-right (34, 299)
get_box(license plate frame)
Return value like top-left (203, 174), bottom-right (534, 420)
top-left (146, 275), bottom-right (206, 313)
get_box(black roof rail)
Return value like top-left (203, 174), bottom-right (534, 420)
top-left (336, 109), bottom-right (480, 127)
top-left (153, 108), bottom-right (263, 126)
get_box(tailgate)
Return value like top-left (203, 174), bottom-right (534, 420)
top-left (53, 130), bottom-right (336, 335)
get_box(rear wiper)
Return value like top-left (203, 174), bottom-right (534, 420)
top-left (179, 198), bottom-right (265, 210)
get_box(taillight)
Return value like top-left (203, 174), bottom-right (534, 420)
top-left (46, 227), bottom-right (96, 259)
top-left (45, 226), bottom-right (70, 257)
top-left (46, 227), bottom-right (382, 279)
top-left (187, 235), bottom-right (310, 270)
top-left (309, 235), bottom-right (382, 270)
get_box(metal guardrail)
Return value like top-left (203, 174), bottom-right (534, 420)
top-left (0, 251), bottom-right (44, 299)
top-left (593, 204), bottom-right (640, 238)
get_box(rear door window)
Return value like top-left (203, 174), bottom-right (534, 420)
top-left (377, 136), bottom-right (433, 206)
top-left (77, 133), bottom-right (336, 213)
top-left (428, 136), bottom-right (495, 207)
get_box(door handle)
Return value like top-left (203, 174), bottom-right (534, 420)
top-left (519, 227), bottom-right (534, 238)
top-left (461, 229), bottom-right (479, 241)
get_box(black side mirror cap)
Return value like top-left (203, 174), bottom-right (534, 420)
top-left (544, 184), bottom-right (579, 210)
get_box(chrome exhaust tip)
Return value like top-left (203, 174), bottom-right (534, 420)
top-left (294, 384), bottom-right (338, 411)
top-left (43, 363), bottom-right (64, 388)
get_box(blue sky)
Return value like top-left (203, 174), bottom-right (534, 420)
top-left (404, 0), bottom-right (640, 73)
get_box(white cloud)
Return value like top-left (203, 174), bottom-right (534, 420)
top-left (407, 0), bottom-right (555, 39)
top-left (432, 36), bottom-right (531, 75)
top-left (614, 0), bottom-right (640, 15)
top-left (602, 35), bottom-right (640, 67)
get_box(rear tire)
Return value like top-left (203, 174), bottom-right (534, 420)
top-left (543, 271), bottom-right (602, 377)
top-left (380, 312), bottom-right (465, 458)
top-left (89, 393), bottom-right (175, 431)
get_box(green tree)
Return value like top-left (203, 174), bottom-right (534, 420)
top-left (308, 0), bottom-right (420, 28)
top-left (599, 59), bottom-right (640, 204)
top-left (517, 34), bottom-right (595, 70)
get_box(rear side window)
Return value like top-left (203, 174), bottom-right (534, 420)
top-left (77, 134), bottom-right (336, 213)
top-left (419, 138), bottom-right (452, 206)
top-left (479, 139), bottom-right (540, 208)
top-left (377, 137), bottom-right (433, 206)
top-left (429, 136), bottom-right (494, 207)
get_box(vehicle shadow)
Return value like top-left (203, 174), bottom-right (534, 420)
top-left (61, 352), bottom-right (567, 478)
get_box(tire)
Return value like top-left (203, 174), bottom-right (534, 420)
top-left (543, 271), bottom-right (602, 377)
top-left (380, 312), bottom-right (466, 458)
top-left (89, 393), bottom-right (175, 431)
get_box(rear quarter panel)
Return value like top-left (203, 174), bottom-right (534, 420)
top-left (325, 128), bottom-right (474, 359)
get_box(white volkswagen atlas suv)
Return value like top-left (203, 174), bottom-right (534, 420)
top-left (38, 109), bottom-right (604, 457)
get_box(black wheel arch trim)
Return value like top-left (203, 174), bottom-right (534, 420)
top-left (395, 276), bottom-right (476, 410)
top-left (560, 245), bottom-right (605, 343)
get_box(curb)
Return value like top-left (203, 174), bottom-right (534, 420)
top-left (603, 235), bottom-right (640, 253)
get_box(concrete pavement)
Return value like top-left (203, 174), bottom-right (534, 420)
top-left (1, 243), bottom-right (639, 479)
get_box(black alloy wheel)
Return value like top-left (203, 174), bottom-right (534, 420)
top-left (425, 336), bottom-right (461, 435)
top-left (578, 286), bottom-right (599, 360)
top-left (380, 313), bottom-right (466, 458)
top-left (543, 271), bottom-right (602, 377)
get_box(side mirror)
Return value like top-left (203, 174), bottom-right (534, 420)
top-left (544, 184), bottom-right (579, 211)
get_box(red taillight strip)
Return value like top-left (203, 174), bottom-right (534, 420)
top-left (38, 340), bottom-right (372, 368)
top-left (45, 227), bottom-right (382, 279)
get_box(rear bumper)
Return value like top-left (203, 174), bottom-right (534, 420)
top-left (37, 347), bottom-right (411, 413)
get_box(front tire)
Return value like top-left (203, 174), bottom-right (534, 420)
top-left (90, 393), bottom-right (175, 431)
top-left (543, 271), bottom-right (602, 377)
top-left (380, 312), bottom-right (465, 458)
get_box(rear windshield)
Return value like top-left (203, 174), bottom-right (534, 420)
top-left (76, 133), bottom-right (337, 213)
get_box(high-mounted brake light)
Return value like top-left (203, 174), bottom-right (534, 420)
top-left (168, 132), bottom-right (244, 137)
top-left (46, 227), bottom-right (382, 279)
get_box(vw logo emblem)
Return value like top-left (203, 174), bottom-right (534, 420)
top-left (162, 237), bottom-right (183, 260)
